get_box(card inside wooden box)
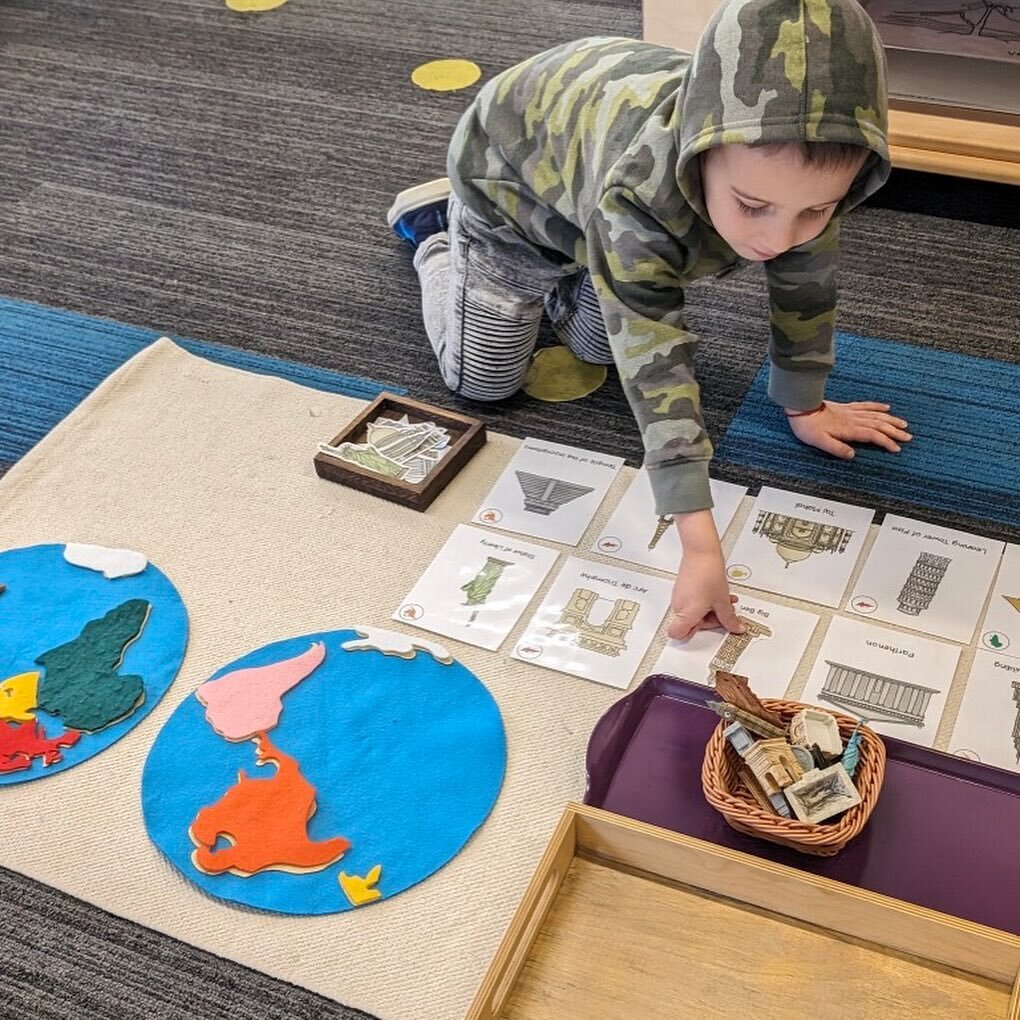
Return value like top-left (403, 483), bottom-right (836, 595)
top-left (469, 803), bottom-right (1020, 1020)
top-left (313, 392), bottom-right (486, 511)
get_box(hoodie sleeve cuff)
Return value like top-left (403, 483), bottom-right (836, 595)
top-left (645, 460), bottom-right (714, 516)
top-left (768, 365), bottom-right (828, 411)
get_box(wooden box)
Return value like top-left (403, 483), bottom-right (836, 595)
top-left (313, 393), bottom-right (486, 512)
top-left (469, 803), bottom-right (1020, 1019)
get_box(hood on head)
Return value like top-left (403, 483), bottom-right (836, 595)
top-left (677, 0), bottom-right (890, 221)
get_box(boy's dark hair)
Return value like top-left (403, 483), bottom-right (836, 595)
top-left (753, 141), bottom-right (868, 171)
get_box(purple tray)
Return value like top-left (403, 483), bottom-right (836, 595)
top-left (585, 674), bottom-right (1020, 934)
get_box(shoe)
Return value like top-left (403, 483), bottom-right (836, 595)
top-left (386, 178), bottom-right (452, 249)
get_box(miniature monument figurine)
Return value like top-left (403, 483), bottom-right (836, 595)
top-left (708, 700), bottom-right (787, 739)
top-left (789, 707), bottom-right (843, 759)
top-left (713, 671), bottom-right (785, 728)
top-left (784, 763), bottom-right (861, 824)
top-left (742, 738), bottom-right (805, 793)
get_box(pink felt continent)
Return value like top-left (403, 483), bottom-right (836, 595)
top-left (196, 642), bottom-right (325, 741)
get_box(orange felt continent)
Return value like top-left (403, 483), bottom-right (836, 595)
top-left (0, 719), bottom-right (81, 773)
top-left (189, 732), bottom-right (349, 876)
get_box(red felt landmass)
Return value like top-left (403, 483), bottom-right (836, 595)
top-left (0, 719), bottom-right (81, 773)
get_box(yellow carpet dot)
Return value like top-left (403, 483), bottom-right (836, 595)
top-left (523, 346), bottom-right (608, 403)
top-left (226, 0), bottom-right (288, 11)
top-left (411, 58), bottom-right (482, 92)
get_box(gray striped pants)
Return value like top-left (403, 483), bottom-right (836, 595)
top-left (413, 196), bottom-right (613, 401)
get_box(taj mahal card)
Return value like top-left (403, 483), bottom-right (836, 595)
top-left (725, 487), bottom-right (874, 607)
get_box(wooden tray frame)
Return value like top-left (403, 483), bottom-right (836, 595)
top-left (313, 392), bottom-right (486, 512)
top-left (468, 803), bottom-right (1020, 1019)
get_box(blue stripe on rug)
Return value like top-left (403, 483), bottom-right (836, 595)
top-left (715, 332), bottom-right (1020, 530)
top-left (0, 297), bottom-right (405, 465)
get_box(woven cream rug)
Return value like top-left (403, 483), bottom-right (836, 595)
top-left (0, 340), bottom-right (977, 1019)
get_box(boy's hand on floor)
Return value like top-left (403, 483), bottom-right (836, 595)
top-left (668, 549), bottom-right (744, 642)
top-left (786, 400), bottom-right (912, 459)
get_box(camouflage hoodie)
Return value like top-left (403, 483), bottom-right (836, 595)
top-left (449, 0), bottom-right (890, 515)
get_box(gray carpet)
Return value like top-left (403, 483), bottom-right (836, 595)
top-left (1, 0), bottom-right (1018, 1015)
top-left (3, 3), bottom-right (641, 1018)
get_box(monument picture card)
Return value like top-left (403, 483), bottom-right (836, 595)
top-left (847, 515), bottom-right (1003, 644)
top-left (472, 438), bottom-right (624, 546)
top-left (948, 651), bottom-right (1020, 773)
top-left (979, 543), bottom-right (1020, 659)
top-left (652, 593), bottom-right (820, 698)
top-left (593, 470), bottom-right (747, 573)
top-left (394, 525), bottom-right (559, 651)
top-left (725, 487), bottom-right (874, 607)
top-left (512, 557), bottom-right (673, 689)
top-left (800, 617), bottom-right (961, 748)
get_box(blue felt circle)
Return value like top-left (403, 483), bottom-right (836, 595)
top-left (0, 543), bottom-right (189, 786)
top-left (141, 631), bottom-right (506, 915)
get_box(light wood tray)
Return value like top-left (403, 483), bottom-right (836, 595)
top-left (469, 804), bottom-right (1020, 1019)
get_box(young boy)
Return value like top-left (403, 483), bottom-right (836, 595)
top-left (388, 0), bottom-right (911, 641)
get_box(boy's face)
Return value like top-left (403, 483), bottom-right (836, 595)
top-left (701, 144), bottom-right (867, 261)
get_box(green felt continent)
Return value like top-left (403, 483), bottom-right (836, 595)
top-left (35, 599), bottom-right (151, 732)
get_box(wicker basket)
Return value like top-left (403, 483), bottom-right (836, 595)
top-left (702, 698), bottom-right (887, 857)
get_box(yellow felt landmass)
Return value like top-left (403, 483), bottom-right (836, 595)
top-left (410, 59), bottom-right (481, 93)
top-left (1003, 595), bottom-right (1020, 614)
top-left (523, 345), bottom-right (608, 402)
top-left (339, 864), bottom-right (383, 906)
top-left (226, 0), bottom-right (288, 11)
top-left (0, 672), bottom-right (40, 723)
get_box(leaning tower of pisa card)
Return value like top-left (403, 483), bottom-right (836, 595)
top-left (847, 515), bottom-right (1003, 644)
top-left (799, 617), bottom-right (960, 747)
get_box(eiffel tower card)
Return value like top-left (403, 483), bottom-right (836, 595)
top-left (394, 525), bottom-right (559, 651)
top-left (651, 594), bottom-right (820, 697)
top-left (847, 515), bottom-right (1004, 645)
top-left (472, 438), bottom-right (624, 545)
top-left (977, 543), bottom-right (1020, 658)
top-left (593, 469), bottom-right (747, 573)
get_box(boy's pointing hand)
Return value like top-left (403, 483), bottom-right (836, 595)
top-left (785, 400), bottom-right (912, 459)
top-left (668, 549), bottom-right (744, 642)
